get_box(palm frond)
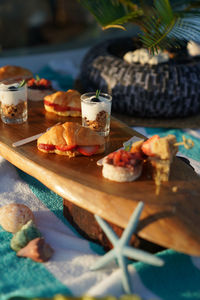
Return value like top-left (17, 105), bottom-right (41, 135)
top-left (79, 0), bottom-right (143, 28)
top-left (168, 17), bottom-right (200, 42)
top-left (171, 0), bottom-right (200, 10)
top-left (139, 0), bottom-right (200, 53)
top-left (79, 0), bottom-right (200, 52)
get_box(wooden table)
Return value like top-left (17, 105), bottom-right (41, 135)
top-left (0, 101), bottom-right (200, 255)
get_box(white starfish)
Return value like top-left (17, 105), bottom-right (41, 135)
top-left (90, 201), bottom-right (164, 294)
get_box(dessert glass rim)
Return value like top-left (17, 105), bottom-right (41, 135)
top-left (0, 82), bottom-right (27, 91)
top-left (81, 92), bottom-right (112, 102)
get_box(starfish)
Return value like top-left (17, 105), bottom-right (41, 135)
top-left (90, 201), bottom-right (164, 294)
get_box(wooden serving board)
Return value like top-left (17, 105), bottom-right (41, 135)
top-left (0, 101), bottom-right (200, 255)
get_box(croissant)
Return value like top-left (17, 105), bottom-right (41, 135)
top-left (0, 65), bottom-right (33, 82)
top-left (44, 89), bottom-right (81, 117)
top-left (37, 122), bottom-right (105, 157)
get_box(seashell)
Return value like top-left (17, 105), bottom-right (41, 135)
top-left (0, 203), bottom-right (34, 233)
top-left (10, 220), bottom-right (41, 252)
top-left (17, 237), bottom-right (54, 262)
top-left (187, 41), bottom-right (200, 57)
top-left (123, 48), bottom-right (169, 65)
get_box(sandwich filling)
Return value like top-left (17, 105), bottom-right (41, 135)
top-left (38, 143), bottom-right (100, 156)
top-left (44, 100), bottom-right (81, 112)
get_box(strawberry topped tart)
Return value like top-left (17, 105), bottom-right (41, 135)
top-left (27, 77), bottom-right (53, 101)
top-left (102, 149), bottom-right (143, 182)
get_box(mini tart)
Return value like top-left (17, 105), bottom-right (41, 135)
top-left (27, 78), bottom-right (53, 101)
top-left (0, 65), bottom-right (33, 81)
top-left (44, 89), bottom-right (81, 117)
top-left (37, 122), bottom-right (105, 157)
top-left (102, 150), bottom-right (143, 182)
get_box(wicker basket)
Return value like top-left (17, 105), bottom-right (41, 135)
top-left (80, 38), bottom-right (200, 118)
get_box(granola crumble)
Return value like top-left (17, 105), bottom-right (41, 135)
top-left (1, 100), bottom-right (27, 119)
top-left (83, 110), bottom-right (108, 132)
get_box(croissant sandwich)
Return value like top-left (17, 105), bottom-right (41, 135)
top-left (37, 122), bottom-right (105, 157)
top-left (44, 89), bottom-right (81, 117)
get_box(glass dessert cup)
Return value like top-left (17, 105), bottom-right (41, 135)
top-left (81, 92), bottom-right (112, 137)
top-left (0, 82), bottom-right (28, 124)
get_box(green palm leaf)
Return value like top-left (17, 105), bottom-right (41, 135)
top-left (79, 0), bottom-right (200, 52)
top-left (171, 0), bottom-right (200, 10)
top-left (79, 0), bottom-right (143, 28)
top-left (140, 0), bottom-right (200, 53)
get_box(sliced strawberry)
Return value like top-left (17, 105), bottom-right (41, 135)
top-left (121, 150), bottom-right (130, 163)
top-left (44, 100), bottom-right (81, 112)
top-left (38, 144), bottom-right (55, 151)
top-left (113, 150), bottom-right (122, 165)
top-left (39, 78), bottom-right (51, 88)
top-left (107, 149), bottom-right (143, 168)
top-left (77, 145), bottom-right (100, 156)
top-left (27, 78), bottom-right (35, 87)
top-left (56, 144), bottom-right (76, 151)
top-left (141, 135), bottom-right (160, 156)
top-left (28, 78), bottom-right (52, 89)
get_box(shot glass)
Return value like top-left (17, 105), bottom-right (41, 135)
top-left (0, 81), bottom-right (28, 124)
top-left (81, 92), bottom-right (112, 136)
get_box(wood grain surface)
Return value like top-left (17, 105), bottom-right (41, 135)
top-left (0, 101), bottom-right (200, 255)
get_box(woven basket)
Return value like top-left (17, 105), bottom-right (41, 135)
top-left (80, 38), bottom-right (200, 118)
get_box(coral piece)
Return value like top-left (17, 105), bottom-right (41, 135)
top-left (10, 220), bottom-right (41, 252)
top-left (0, 203), bottom-right (34, 233)
top-left (90, 202), bottom-right (164, 294)
top-left (17, 237), bottom-right (54, 263)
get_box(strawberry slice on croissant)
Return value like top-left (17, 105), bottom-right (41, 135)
top-left (37, 122), bottom-right (105, 157)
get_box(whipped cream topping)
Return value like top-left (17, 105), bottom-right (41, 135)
top-left (123, 48), bottom-right (170, 65)
top-left (0, 83), bottom-right (27, 105)
top-left (81, 95), bottom-right (111, 121)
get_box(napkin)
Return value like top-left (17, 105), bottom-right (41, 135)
top-left (1, 127), bottom-right (200, 300)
